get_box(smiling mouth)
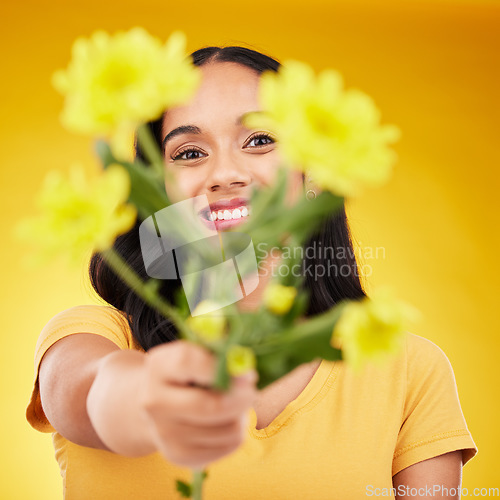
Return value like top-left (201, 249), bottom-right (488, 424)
top-left (197, 198), bottom-right (252, 231)
top-left (201, 205), bottom-right (250, 222)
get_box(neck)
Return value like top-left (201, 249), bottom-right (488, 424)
top-left (236, 250), bottom-right (282, 312)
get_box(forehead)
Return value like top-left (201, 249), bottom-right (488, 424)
top-left (162, 61), bottom-right (261, 132)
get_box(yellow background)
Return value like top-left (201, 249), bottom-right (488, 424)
top-left (2, 0), bottom-right (498, 497)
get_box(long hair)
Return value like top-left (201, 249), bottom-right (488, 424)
top-left (89, 46), bottom-right (366, 351)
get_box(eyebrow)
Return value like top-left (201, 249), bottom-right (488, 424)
top-left (161, 111), bottom-right (265, 150)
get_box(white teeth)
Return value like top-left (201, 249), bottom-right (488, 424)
top-left (209, 206), bottom-right (250, 221)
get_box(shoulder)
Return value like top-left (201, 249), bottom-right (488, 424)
top-left (405, 331), bottom-right (448, 357)
top-left (42, 304), bottom-right (129, 327)
top-left (404, 332), bottom-right (455, 379)
top-left (37, 304), bottom-right (137, 352)
top-left (399, 332), bottom-right (464, 423)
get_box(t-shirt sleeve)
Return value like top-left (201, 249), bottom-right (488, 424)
top-left (392, 334), bottom-right (477, 476)
top-left (26, 304), bottom-right (137, 433)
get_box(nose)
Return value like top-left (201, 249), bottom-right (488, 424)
top-left (205, 152), bottom-right (252, 193)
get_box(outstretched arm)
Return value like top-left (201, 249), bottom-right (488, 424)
top-left (38, 333), bottom-right (258, 467)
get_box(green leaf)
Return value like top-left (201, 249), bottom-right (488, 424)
top-left (253, 303), bottom-right (346, 389)
top-left (176, 480), bottom-right (192, 498)
top-left (256, 343), bottom-right (342, 390)
top-left (121, 161), bottom-right (171, 219)
top-left (95, 140), bottom-right (171, 219)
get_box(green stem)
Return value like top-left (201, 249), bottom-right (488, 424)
top-left (136, 123), bottom-right (164, 179)
top-left (101, 247), bottom-right (195, 342)
top-left (191, 469), bottom-right (206, 500)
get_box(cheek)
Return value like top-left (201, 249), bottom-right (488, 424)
top-left (285, 171), bottom-right (305, 206)
top-left (252, 151), bottom-right (284, 187)
top-left (164, 169), bottom-right (200, 202)
top-left (253, 155), bottom-right (304, 206)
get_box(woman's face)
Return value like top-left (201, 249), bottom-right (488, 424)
top-left (161, 61), bottom-right (303, 231)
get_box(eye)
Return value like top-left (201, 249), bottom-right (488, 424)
top-left (171, 147), bottom-right (206, 162)
top-left (245, 132), bottom-right (276, 149)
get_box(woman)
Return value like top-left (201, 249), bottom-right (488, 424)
top-left (26, 46), bottom-right (477, 499)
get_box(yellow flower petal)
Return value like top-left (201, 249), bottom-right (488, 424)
top-left (109, 121), bottom-right (136, 161)
top-left (226, 345), bottom-right (256, 377)
top-left (332, 287), bottom-right (419, 372)
top-left (186, 300), bottom-right (227, 342)
top-left (53, 28), bottom-right (201, 138)
top-left (253, 60), bottom-right (400, 197)
top-left (263, 283), bottom-right (298, 315)
top-left (16, 164), bottom-right (136, 266)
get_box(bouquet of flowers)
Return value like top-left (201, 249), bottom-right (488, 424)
top-left (17, 28), bottom-right (418, 499)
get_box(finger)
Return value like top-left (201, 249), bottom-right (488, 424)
top-left (162, 416), bottom-right (248, 449)
top-left (163, 438), bottom-right (244, 468)
top-left (161, 382), bottom-right (257, 426)
top-left (147, 340), bottom-right (218, 387)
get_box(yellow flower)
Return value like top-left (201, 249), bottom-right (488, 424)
top-left (186, 301), bottom-right (227, 342)
top-left (109, 121), bottom-right (137, 162)
top-left (244, 60), bottom-right (400, 197)
top-left (226, 345), bottom-right (256, 377)
top-left (263, 283), bottom-right (298, 315)
top-left (16, 164), bottom-right (136, 266)
top-left (53, 28), bottom-right (200, 148)
top-left (331, 287), bottom-right (420, 371)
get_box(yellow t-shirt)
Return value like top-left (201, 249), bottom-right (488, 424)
top-left (26, 304), bottom-right (477, 499)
